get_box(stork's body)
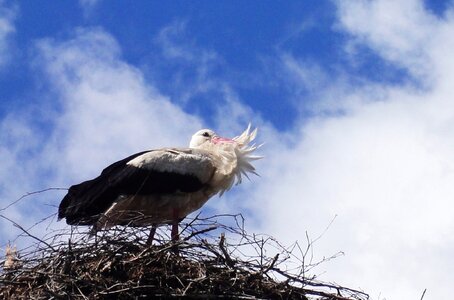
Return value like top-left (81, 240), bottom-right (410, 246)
top-left (58, 126), bottom-right (260, 241)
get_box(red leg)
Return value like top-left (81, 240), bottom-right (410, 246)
top-left (171, 208), bottom-right (180, 241)
top-left (171, 222), bottom-right (179, 241)
top-left (146, 224), bottom-right (157, 245)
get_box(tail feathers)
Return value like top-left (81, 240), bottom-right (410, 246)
top-left (58, 178), bottom-right (114, 225)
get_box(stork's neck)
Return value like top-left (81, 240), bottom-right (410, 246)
top-left (196, 142), bottom-right (238, 176)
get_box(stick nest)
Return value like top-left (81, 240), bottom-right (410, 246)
top-left (0, 214), bottom-right (369, 299)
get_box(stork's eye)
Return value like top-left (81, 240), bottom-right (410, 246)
top-left (202, 132), bottom-right (210, 137)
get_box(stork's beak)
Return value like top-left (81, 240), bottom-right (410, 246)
top-left (212, 136), bottom-right (235, 144)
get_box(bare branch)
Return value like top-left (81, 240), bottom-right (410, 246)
top-left (0, 187), bottom-right (67, 212)
top-left (420, 288), bottom-right (427, 300)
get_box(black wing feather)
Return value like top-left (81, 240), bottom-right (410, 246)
top-left (58, 150), bottom-right (206, 225)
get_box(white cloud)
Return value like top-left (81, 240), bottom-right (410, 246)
top-left (336, 0), bottom-right (440, 80)
top-left (0, 2), bottom-right (15, 67)
top-left (79, 0), bottom-right (100, 7)
top-left (233, 1), bottom-right (454, 299)
top-left (247, 89), bottom-right (454, 297)
top-left (78, 0), bottom-right (101, 17)
top-left (153, 21), bottom-right (228, 105)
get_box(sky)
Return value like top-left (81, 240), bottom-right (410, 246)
top-left (0, 0), bottom-right (453, 299)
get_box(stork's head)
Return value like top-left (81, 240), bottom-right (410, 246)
top-left (189, 129), bottom-right (234, 148)
top-left (189, 125), bottom-right (262, 193)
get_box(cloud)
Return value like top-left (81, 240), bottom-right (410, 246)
top-left (79, 0), bottom-right (100, 7)
top-left (0, 28), bottom-right (203, 245)
top-left (152, 22), bottom-right (275, 139)
top-left (78, 0), bottom-right (101, 17)
top-left (335, 0), bottom-right (440, 80)
top-left (0, 2), bottom-right (16, 67)
top-left (232, 1), bottom-right (454, 299)
top-left (152, 21), bottom-right (226, 106)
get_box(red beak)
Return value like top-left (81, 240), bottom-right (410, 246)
top-left (212, 136), bottom-right (235, 144)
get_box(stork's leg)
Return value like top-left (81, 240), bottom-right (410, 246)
top-left (171, 208), bottom-right (180, 241)
top-left (169, 208), bottom-right (180, 255)
top-left (146, 224), bottom-right (157, 245)
top-left (171, 221), bottom-right (179, 241)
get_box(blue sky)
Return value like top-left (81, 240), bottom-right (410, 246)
top-left (3, 1), bottom-right (415, 128)
top-left (1, 1), bottom-right (454, 299)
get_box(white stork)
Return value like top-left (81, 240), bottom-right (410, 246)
top-left (58, 125), bottom-right (261, 242)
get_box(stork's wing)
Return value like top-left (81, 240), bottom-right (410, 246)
top-left (58, 148), bottom-right (216, 225)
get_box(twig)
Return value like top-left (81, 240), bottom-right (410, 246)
top-left (218, 233), bottom-right (235, 268)
top-left (183, 225), bottom-right (219, 241)
top-left (0, 187), bottom-right (68, 212)
top-left (420, 288), bottom-right (427, 300)
top-left (0, 215), bottom-right (56, 252)
top-left (97, 285), bottom-right (157, 295)
top-left (261, 254), bottom-right (279, 275)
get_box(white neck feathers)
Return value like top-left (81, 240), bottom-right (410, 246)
top-left (208, 124), bottom-right (262, 194)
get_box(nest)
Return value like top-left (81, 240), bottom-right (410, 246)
top-left (0, 214), bottom-right (369, 299)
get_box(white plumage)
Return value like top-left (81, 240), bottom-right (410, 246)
top-left (58, 125), bottom-right (261, 241)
